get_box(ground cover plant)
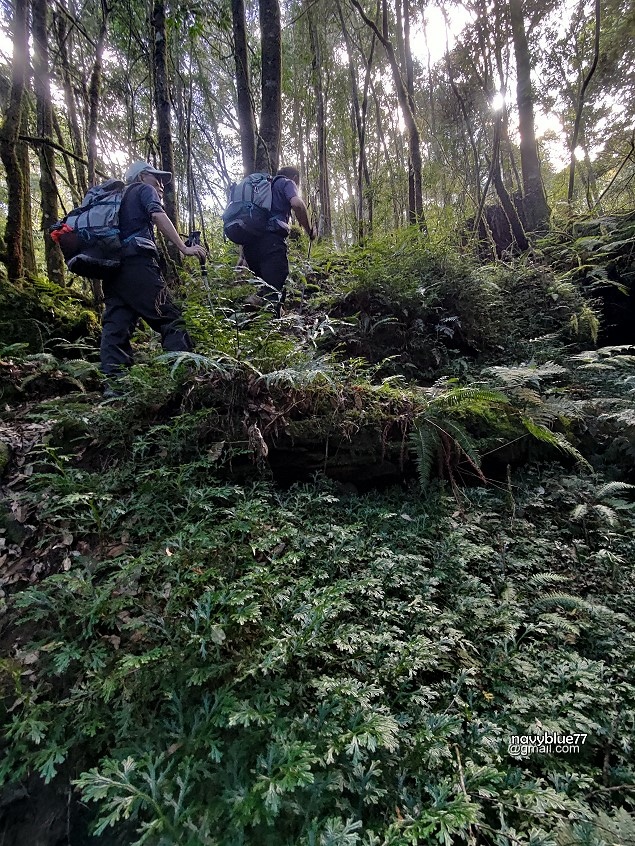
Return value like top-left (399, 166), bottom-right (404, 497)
top-left (1, 234), bottom-right (635, 845)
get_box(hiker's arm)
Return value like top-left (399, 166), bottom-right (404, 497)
top-left (290, 196), bottom-right (317, 239)
top-left (152, 211), bottom-right (206, 259)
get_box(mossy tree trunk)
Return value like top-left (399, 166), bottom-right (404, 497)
top-left (54, 10), bottom-right (86, 204)
top-left (0, 0), bottom-right (30, 282)
top-left (18, 110), bottom-right (37, 276)
top-left (32, 0), bottom-right (65, 286)
top-left (490, 116), bottom-right (529, 252)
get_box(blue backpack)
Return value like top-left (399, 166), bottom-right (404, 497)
top-left (222, 173), bottom-right (283, 245)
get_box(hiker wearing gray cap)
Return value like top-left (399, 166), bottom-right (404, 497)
top-left (99, 160), bottom-right (206, 395)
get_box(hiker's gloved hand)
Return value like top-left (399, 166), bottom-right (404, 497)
top-left (182, 243), bottom-right (207, 260)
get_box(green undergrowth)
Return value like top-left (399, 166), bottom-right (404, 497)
top-left (2, 231), bottom-right (635, 844)
top-left (1, 458), bottom-right (635, 844)
top-left (290, 230), bottom-right (598, 377)
top-left (0, 271), bottom-right (99, 351)
top-left (538, 212), bottom-right (635, 345)
top-left (1, 342), bottom-right (635, 843)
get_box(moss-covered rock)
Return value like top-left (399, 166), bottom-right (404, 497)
top-left (0, 272), bottom-right (99, 351)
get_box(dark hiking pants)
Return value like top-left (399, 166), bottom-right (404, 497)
top-left (100, 255), bottom-right (193, 377)
top-left (243, 232), bottom-right (289, 314)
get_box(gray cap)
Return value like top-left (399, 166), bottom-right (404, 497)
top-left (125, 160), bottom-right (172, 184)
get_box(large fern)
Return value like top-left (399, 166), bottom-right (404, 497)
top-left (409, 387), bottom-right (498, 492)
top-left (409, 420), bottom-right (442, 491)
top-left (520, 417), bottom-right (592, 470)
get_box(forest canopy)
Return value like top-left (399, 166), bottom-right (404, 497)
top-left (0, 0), bottom-right (634, 279)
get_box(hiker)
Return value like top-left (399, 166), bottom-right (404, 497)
top-left (99, 160), bottom-right (206, 395)
top-left (240, 166), bottom-right (316, 317)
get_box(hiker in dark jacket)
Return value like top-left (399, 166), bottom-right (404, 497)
top-left (100, 160), bottom-right (206, 395)
top-left (242, 166), bottom-right (316, 317)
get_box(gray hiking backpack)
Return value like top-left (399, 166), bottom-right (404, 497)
top-left (51, 179), bottom-right (132, 279)
top-left (222, 173), bottom-right (283, 245)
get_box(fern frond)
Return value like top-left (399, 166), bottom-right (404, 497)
top-left (434, 418), bottom-right (483, 475)
top-left (157, 351), bottom-right (244, 379)
top-left (571, 504), bottom-right (588, 521)
top-left (521, 418), bottom-right (592, 470)
top-left (428, 386), bottom-right (508, 415)
top-left (25, 353), bottom-right (58, 365)
top-left (533, 593), bottom-right (614, 617)
top-left (597, 345), bottom-right (635, 356)
top-left (607, 409), bottom-right (635, 427)
top-left (484, 362), bottom-right (567, 387)
top-left (409, 421), bottom-right (442, 492)
top-left (257, 358), bottom-right (338, 388)
top-left (526, 405), bottom-right (562, 427)
top-left (596, 481), bottom-right (635, 498)
top-left (568, 351), bottom-right (598, 363)
top-left (591, 504), bottom-right (619, 527)
top-left (527, 572), bottom-right (570, 589)
top-left (511, 387), bottom-right (542, 405)
top-left (538, 612), bottom-right (581, 637)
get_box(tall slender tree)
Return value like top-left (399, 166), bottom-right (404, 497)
top-left (54, 6), bottom-right (87, 200)
top-left (87, 0), bottom-right (112, 187)
top-left (153, 0), bottom-right (177, 229)
top-left (566, 0), bottom-right (601, 207)
top-left (508, 0), bottom-right (550, 231)
top-left (0, 0), bottom-right (31, 281)
top-left (350, 0), bottom-right (425, 229)
top-left (255, 0), bottom-right (282, 172)
top-left (231, 0), bottom-right (257, 174)
top-left (32, 0), bottom-right (65, 285)
top-left (307, 6), bottom-right (331, 237)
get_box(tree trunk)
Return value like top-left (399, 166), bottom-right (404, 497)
top-left (152, 0), bottom-right (179, 263)
top-left (351, 0), bottom-right (425, 230)
top-left (291, 66), bottom-right (307, 189)
top-left (567, 0), bottom-right (601, 208)
top-left (231, 0), bottom-right (256, 175)
top-left (18, 110), bottom-right (37, 276)
top-left (32, 0), bottom-right (65, 285)
top-left (87, 0), bottom-right (111, 187)
top-left (508, 0), bottom-right (550, 232)
top-left (54, 9), bottom-right (87, 198)
top-left (0, 0), bottom-right (30, 281)
top-left (396, 0), bottom-right (418, 223)
top-left (255, 0), bottom-right (282, 173)
top-left (338, 0), bottom-right (375, 242)
top-left (307, 8), bottom-right (331, 238)
top-left (152, 0), bottom-right (175, 203)
top-left (489, 116), bottom-right (529, 252)
top-left (371, 80), bottom-right (400, 230)
top-left (52, 111), bottom-right (81, 208)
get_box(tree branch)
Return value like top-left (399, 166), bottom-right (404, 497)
top-left (18, 135), bottom-right (109, 179)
